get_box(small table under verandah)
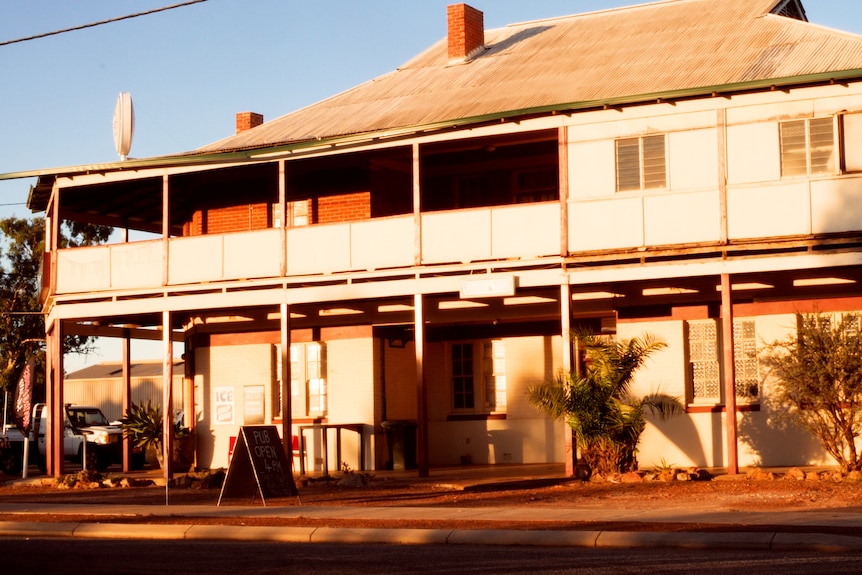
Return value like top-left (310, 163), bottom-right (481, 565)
top-left (297, 423), bottom-right (365, 476)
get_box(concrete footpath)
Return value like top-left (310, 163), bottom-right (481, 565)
top-left (2, 465), bottom-right (862, 552)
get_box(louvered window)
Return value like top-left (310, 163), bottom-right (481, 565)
top-left (615, 134), bottom-right (666, 192)
top-left (780, 118), bottom-right (835, 177)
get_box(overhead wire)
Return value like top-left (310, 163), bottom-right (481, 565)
top-left (0, 0), bottom-right (208, 47)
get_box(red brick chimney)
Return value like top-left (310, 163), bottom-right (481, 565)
top-left (236, 111), bottom-right (264, 134)
top-left (447, 4), bottom-right (484, 62)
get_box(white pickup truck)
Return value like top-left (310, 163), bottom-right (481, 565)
top-left (0, 403), bottom-right (144, 474)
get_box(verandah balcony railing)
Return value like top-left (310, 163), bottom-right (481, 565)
top-left (53, 174), bottom-right (862, 296)
top-left (53, 202), bottom-right (562, 295)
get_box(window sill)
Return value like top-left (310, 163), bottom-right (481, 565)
top-left (447, 413), bottom-right (507, 421)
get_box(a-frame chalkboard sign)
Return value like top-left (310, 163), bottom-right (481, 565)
top-left (218, 425), bottom-right (298, 506)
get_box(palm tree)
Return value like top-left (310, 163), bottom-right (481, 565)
top-left (528, 332), bottom-right (683, 476)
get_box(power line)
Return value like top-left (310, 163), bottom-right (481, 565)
top-left (0, 0), bottom-right (209, 47)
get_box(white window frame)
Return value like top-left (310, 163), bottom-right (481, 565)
top-left (685, 319), bottom-right (759, 405)
top-left (450, 339), bottom-right (507, 414)
top-left (483, 340), bottom-right (507, 411)
top-left (451, 342), bottom-right (475, 411)
top-left (779, 117), bottom-right (837, 177)
top-left (273, 341), bottom-right (327, 418)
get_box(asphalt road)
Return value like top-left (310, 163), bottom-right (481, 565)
top-left (4, 538), bottom-right (862, 574)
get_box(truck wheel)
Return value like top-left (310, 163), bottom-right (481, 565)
top-left (131, 451), bottom-right (146, 470)
top-left (0, 449), bottom-right (22, 475)
top-left (80, 445), bottom-right (103, 472)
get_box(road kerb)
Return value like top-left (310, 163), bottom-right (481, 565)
top-left (71, 522), bottom-right (192, 540)
top-left (185, 524), bottom-right (316, 542)
top-left (595, 530), bottom-right (774, 550)
top-left (447, 528), bottom-right (601, 547)
top-left (771, 532), bottom-right (862, 553)
top-left (310, 526), bottom-right (452, 545)
top-left (0, 521), bottom-right (78, 538)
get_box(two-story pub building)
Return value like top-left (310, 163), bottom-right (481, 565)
top-left (5, 0), bottom-right (862, 477)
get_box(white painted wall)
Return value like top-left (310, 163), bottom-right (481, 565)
top-left (622, 313), bottom-right (840, 469)
top-left (194, 343), bottom-right (274, 469)
top-left (423, 335), bottom-right (564, 465)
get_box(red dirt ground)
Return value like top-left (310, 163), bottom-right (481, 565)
top-left (2, 471), bottom-right (862, 535)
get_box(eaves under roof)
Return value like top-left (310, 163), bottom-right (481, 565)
top-left (11, 0), bottom-right (862, 211)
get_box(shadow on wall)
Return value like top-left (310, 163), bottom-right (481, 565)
top-left (486, 428), bottom-right (523, 464)
top-left (737, 398), bottom-right (825, 467)
top-left (645, 412), bottom-right (710, 468)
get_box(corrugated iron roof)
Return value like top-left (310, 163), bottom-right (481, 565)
top-left (196, 0), bottom-right (862, 155)
top-left (67, 360), bottom-right (184, 381)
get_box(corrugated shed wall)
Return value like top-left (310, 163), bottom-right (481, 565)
top-left (64, 376), bottom-right (185, 422)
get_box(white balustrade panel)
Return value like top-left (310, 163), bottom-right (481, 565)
top-left (168, 235), bottom-right (223, 285)
top-left (491, 203), bottom-right (560, 259)
top-left (56, 246), bottom-right (111, 293)
top-left (286, 223), bottom-right (352, 275)
top-left (111, 241), bottom-right (163, 290)
top-left (350, 216), bottom-right (414, 270)
top-left (421, 210), bottom-right (492, 264)
top-left (223, 229), bottom-right (282, 280)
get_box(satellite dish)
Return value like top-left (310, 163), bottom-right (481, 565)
top-left (112, 92), bottom-right (134, 160)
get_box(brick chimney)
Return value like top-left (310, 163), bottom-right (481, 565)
top-left (447, 4), bottom-right (484, 63)
top-left (236, 111), bottom-right (264, 134)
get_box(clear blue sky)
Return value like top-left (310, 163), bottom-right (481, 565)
top-left (1, 0), bottom-right (861, 369)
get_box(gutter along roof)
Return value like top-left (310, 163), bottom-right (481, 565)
top-left (12, 0), bottom-right (862, 212)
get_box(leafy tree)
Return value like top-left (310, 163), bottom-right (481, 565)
top-left (0, 216), bottom-right (47, 395)
top-left (762, 312), bottom-right (862, 473)
top-left (0, 216), bottom-right (112, 397)
top-left (528, 333), bottom-right (683, 476)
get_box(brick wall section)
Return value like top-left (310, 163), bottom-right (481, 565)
top-left (182, 203), bottom-right (270, 236)
top-left (317, 192), bottom-right (371, 224)
top-left (236, 112), bottom-right (264, 134)
top-left (447, 4), bottom-right (484, 61)
top-left (180, 192), bottom-right (370, 236)
top-left (183, 210), bottom-right (204, 236)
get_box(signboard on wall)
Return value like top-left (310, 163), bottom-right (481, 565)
top-left (218, 425), bottom-right (297, 506)
top-left (214, 386), bottom-right (235, 424)
top-left (460, 274), bottom-right (515, 298)
top-left (243, 385), bottom-right (265, 425)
